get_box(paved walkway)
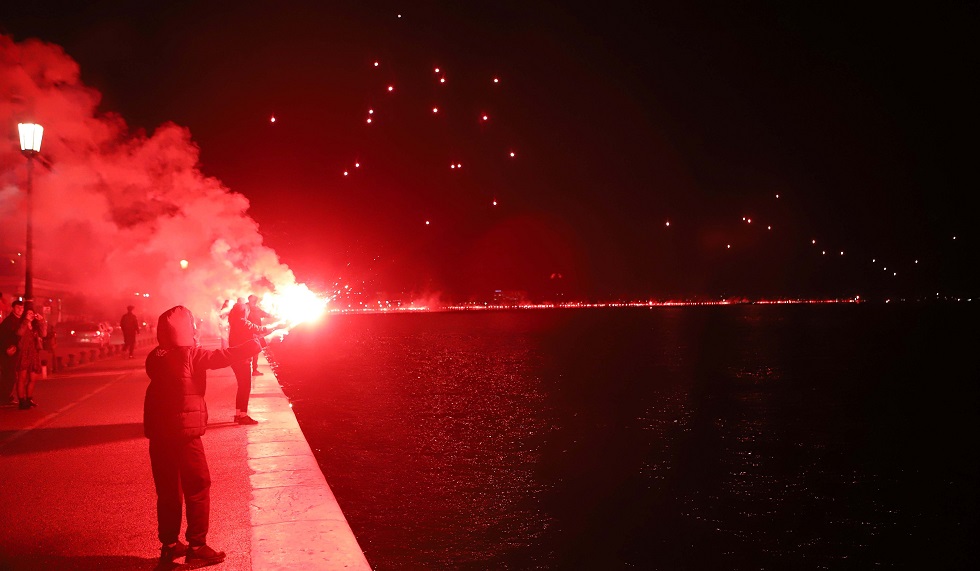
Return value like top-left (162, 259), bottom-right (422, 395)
top-left (0, 338), bottom-right (371, 571)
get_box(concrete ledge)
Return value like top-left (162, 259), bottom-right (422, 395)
top-left (247, 369), bottom-right (372, 570)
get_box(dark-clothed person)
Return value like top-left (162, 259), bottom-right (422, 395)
top-left (144, 305), bottom-right (267, 565)
top-left (120, 305), bottom-right (141, 358)
top-left (227, 298), bottom-right (269, 425)
top-left (0, 301), bottom-right (25, 403)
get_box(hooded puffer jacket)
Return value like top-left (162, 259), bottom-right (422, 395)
top-left (144, 305), bottom-right (266, 440)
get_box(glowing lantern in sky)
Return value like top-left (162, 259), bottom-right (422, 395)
top-left (179, 259), bottom-right (189, 269)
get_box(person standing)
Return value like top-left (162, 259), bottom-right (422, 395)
top-left (246, 295), bottom-right (271, 376)
top-left (144, 305), bottom-right (272, 565)
top-left (13, 305), bottom-right (45, 410)
top-left (120, 305), bottom-right (141, 358)
top-left (0, 300), bottom-right (25, 404)
top-left (227, 298), bottom-right (269, 425)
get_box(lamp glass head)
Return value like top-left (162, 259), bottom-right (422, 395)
top-left (18, 123), bottom-right (43, 153)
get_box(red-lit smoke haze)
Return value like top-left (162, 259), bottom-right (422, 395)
top-left (1, 35), bottom-right (305, 330)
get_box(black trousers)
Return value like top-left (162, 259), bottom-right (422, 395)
top-left (149, 436), bottom-right (211, 547)
top-left (0, 356), bottom-right (14, 397)
top-left (123, 332), bottom-right (137, 356)
top-left (231, 359), bottom-right (252, 411)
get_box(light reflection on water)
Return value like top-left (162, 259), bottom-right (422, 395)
top-left (271, 305), bottom-right (978, 570)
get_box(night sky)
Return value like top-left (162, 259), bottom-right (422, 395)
top-left (2, 2), bottom-right (976, 302)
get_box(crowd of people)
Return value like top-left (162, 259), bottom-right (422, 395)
top-left (4, 289), bottom-right (277, 566)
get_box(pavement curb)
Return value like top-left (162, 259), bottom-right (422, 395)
top-left (246, 356), bottom-right (373, 570)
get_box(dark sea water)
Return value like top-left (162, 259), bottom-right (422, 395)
top-left (269, 305), bottom-right (978, 570)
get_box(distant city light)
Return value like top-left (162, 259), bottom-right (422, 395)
top-left (387, 85), bottom-right (394, 92)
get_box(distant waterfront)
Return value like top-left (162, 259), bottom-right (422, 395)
top-left (272, 304), bottom-right (978, 570)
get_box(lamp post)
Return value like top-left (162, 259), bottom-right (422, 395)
top-left (18, 123), bottom-right (43, 304)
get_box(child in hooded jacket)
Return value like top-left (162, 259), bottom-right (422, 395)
top-left (144, 305), bottom-right (271, 565)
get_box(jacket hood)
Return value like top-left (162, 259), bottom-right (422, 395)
top-left (157, 306), bottom-right (197, 347)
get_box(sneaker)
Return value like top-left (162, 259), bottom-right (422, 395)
top-left (235, 414), bottom-right (259, 425)
top-left (185, 544), bottom-right (226, 567)
top-left (160, 540), bottom-right (188, 562)
top-left (252, 370), bottom-right (263, 376)
top-left (18, 399), bottom-right (30, 410)
top-left (27, 397), bottom-right (37, 408)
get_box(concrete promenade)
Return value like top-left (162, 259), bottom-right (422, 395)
top-left (0, 336), bottom-right (371, 571)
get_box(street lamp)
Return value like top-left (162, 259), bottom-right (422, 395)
top-left (18, 122), bottom-right (43, 303)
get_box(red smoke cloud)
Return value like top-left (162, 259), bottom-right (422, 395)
top-left (1, 35), bottom-right (304, 329)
